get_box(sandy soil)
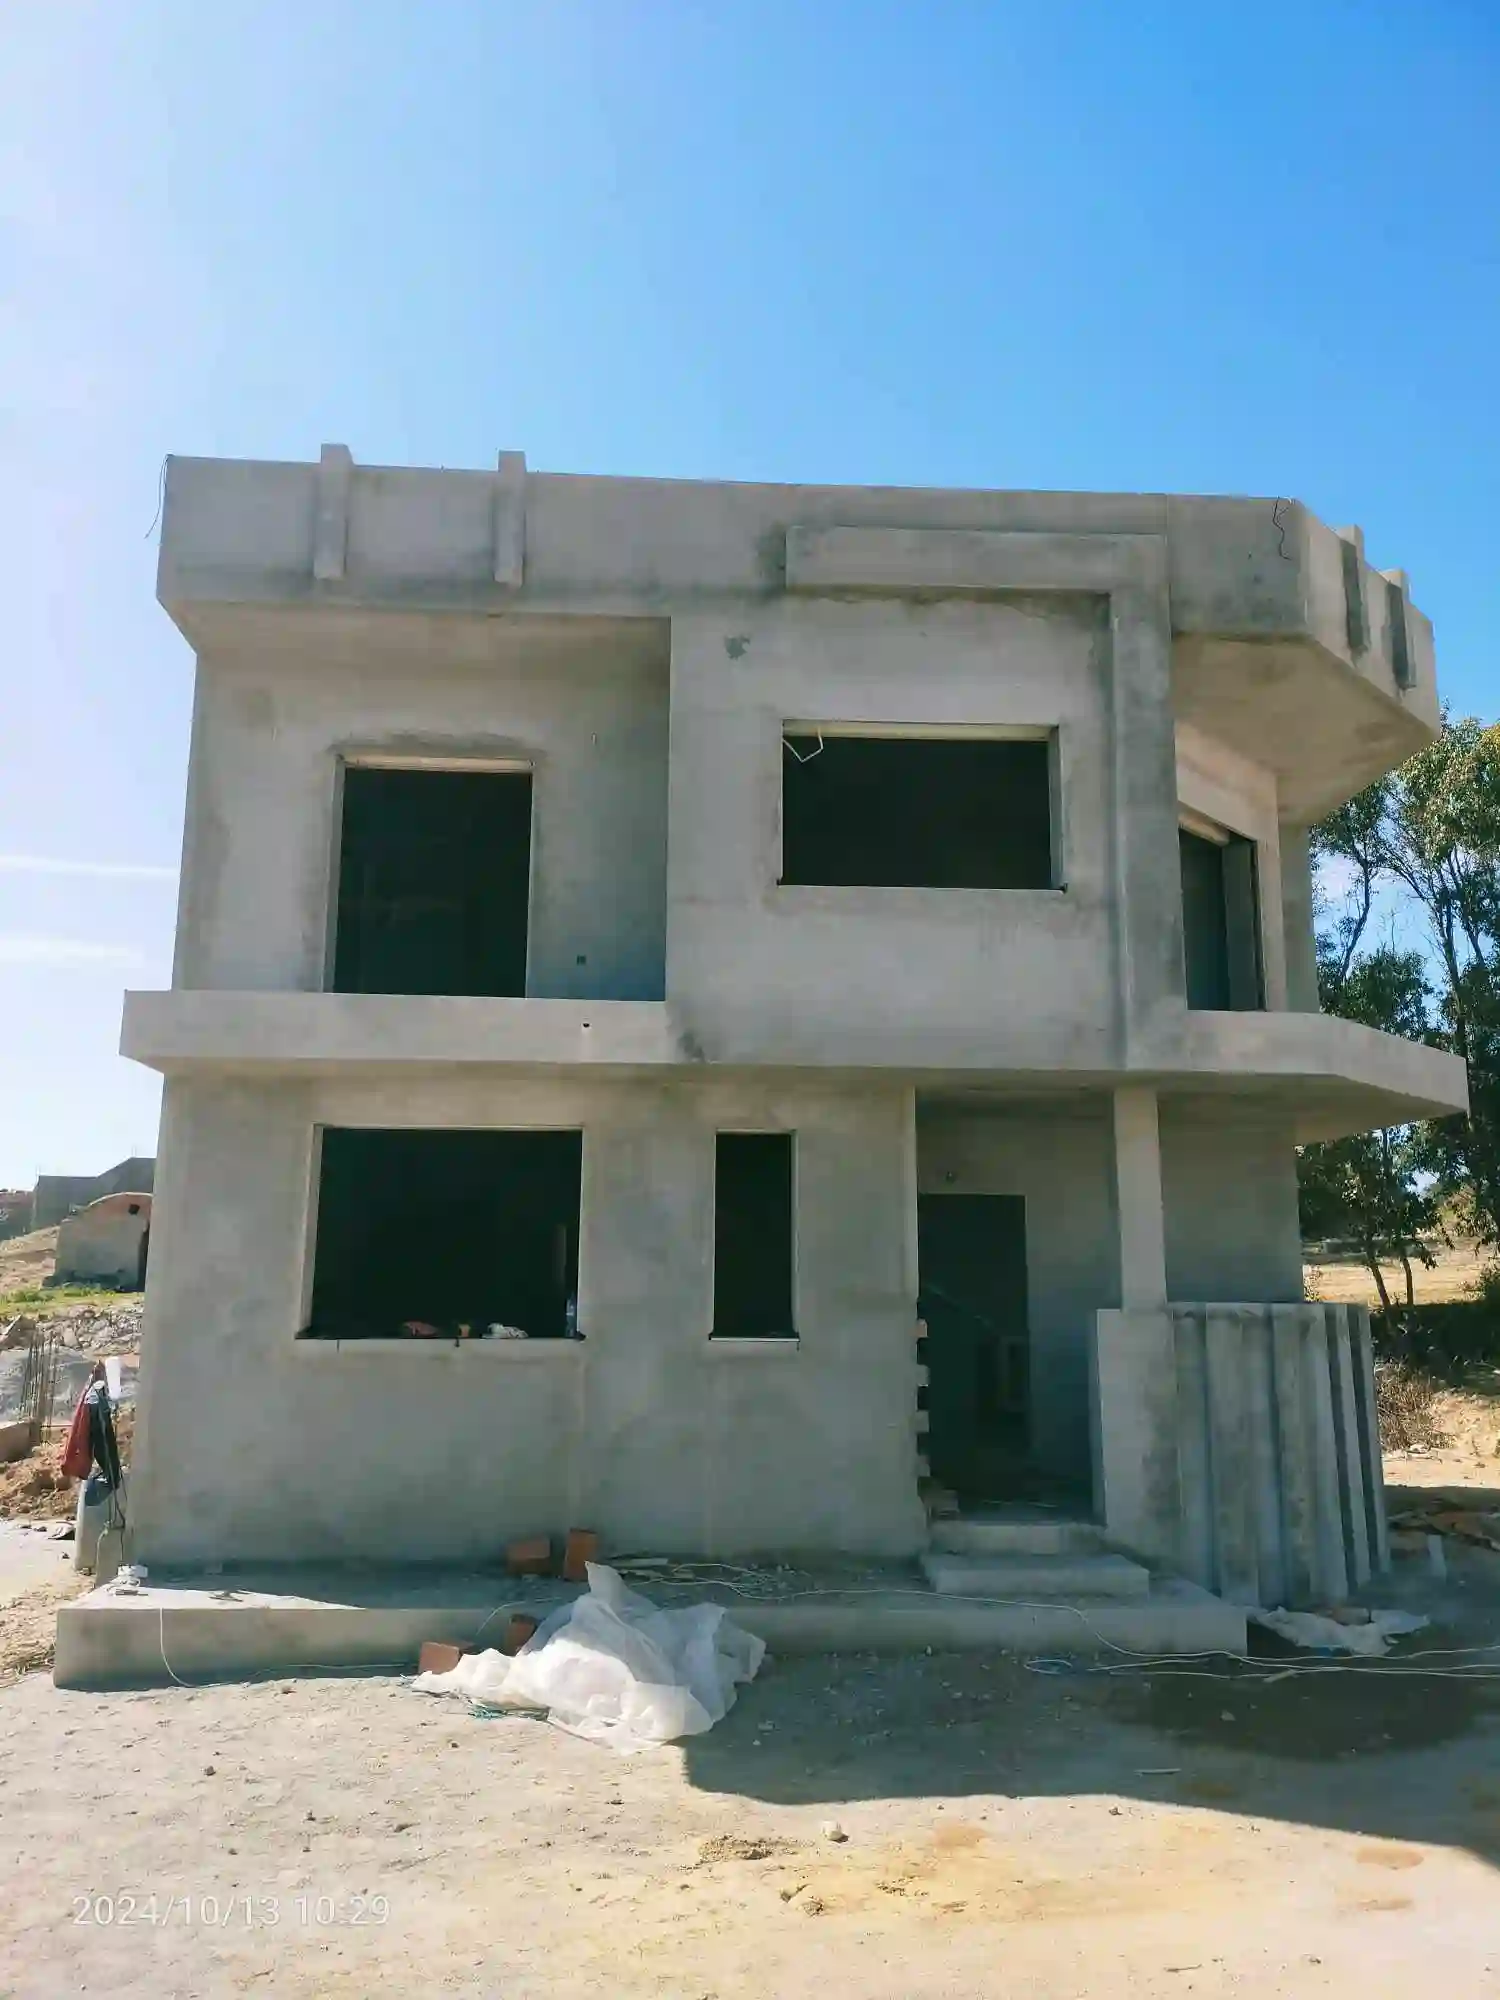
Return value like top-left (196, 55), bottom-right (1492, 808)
top-left (1305, 1237), bottom-right (1491, 1307)
top-left (0, 1226), bottom-right (59, 1297)
top-left (3, 1549), bottom-right (1500, 1999)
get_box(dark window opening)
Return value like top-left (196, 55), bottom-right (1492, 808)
top-left (780, 734), bottom-right (1053, 889)
top-left (713, 1133), bottom-right (795, 1338)
top-left (1179, 827), bottom-right (1264, 1010)
top-left (305, 1128), bottom-right (581, 1338)
top-left (332, 767), bottom-right (532, 997)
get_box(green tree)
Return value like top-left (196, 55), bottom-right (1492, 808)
top-left (1297, 944), bottom-right (1439, 1310)
top-left (1299, 719), bottom-right (1500, 1297)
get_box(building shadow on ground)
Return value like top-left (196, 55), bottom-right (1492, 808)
top-left (683, 1552), bottom-right (1500, 1874)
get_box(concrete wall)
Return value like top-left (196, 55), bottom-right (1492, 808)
top-left (55, 1194), bottom-right (151, 1288)
top-left (172, 614), bottom-right (670, 1003)
top-left (1159, 1099), bottom-right (1303, 1302)
top-left (1094, 1301), bottom-right (1386, 1606)
top-left (0, 1192), bottom-right (33, 1243)
top-left (33, 1159), bottom-right (156, 1230)
top-left (667, 593), bottom-right (1157, 1068)
top-left (915, 1093), bottom-right (1304, 1491)
top-left (130, 1074), bottom-right (925, 1567)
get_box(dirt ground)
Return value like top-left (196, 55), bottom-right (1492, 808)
top-left (0, 1225), bottom-right (60, 1297)
top-left (1, 1230), bottom-right (1496, 1991)
top-left (1305, 1237), bottom-right (1490, 1307)
top-left (2, 1547), bottom-right (1500, 1999)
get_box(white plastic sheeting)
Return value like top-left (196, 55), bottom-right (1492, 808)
top-left (412, 1563), bottom-right (766, 1753)
top-left (1250, 1607), bottom-right (1429, 1657)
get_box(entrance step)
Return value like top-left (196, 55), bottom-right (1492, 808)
top-left (55, 1569), bottom-right (1245, 1686)
top-left (919, 1550), bottom-right (1150, 1599)
top-left (930, 1507), bottom-right (1103, 1558)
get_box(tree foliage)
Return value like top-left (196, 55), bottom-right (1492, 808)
top-left (1299, 718), bottom-right (1500, 1303)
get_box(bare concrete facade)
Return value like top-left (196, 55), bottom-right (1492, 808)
top-left (122, 451), bottom-right (1469, 1593)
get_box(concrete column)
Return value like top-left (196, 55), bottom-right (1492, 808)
top-left (1279, 824), bottom-right (1321, 1012)
top-left (1108, 561), bottom-right (1186, 1063)
top-left (1112, 1084), bottom-right (1167, 1308)
top-left (1092, 1084), bottom-right (1182, 1562)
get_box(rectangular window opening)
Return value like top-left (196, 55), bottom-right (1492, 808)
top-left (332, 766), bottom-right (532, 996)
top-left (304, 1128), bottom-right (581, 1338)
top-left (713, 1132), bottom-right (795, 1338)
top-left (780, 733), bottom-right (1054, 889)
top-left (1179, 825), bottom-right (1264, 1010)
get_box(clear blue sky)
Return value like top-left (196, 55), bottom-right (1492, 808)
top-left (2, 1), bottom-right (1496, 1187)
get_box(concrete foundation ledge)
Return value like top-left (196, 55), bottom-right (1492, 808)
top-left (54, 1570), bottom-right (1245, 1690)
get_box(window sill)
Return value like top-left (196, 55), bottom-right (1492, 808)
top-left (706, 1336), bottom-right (801, 1355)
top-left (770, 884), bottom-right (1067, 915)
top-left (291, 1337), bottom-right (585, 1359)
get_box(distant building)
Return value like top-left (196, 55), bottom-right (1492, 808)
top-left (32, 1157), bottom-right (156, 1231)
top-left (55, 1191), bottom-right (152, 1290)
top-left (0, 1191), bottom-right (33, 1243)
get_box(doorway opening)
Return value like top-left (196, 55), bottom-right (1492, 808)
top-left (1179, 823), bottom-right (1263, 1010)
top-left (917, 1193), bottom-right (1032, 1502)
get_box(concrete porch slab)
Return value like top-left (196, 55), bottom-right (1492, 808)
top-left (53, 1562), bottom-right (1246, 1689)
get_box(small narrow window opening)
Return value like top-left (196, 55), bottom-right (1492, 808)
top-left (332, 766), bottom-right (532, 996)
top-left (780, 734), bottom-right (1054, 889)
top-left (713, 1133), bottom-right (795, 1338)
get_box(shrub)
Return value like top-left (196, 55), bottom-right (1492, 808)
top-left (1375, 1359), bottom-right (1449, 1453)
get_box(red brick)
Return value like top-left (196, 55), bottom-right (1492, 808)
top-left (562, 1528), bottom-right (599, 1582)
top-left (505, 1535), bottom-right (553, 1576)
top-left (501, 1614), bottom-right (539, 1655)
top-left (417, 1640), bottom-right (473, 1676)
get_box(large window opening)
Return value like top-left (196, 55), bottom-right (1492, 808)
top-left (305, 1128), bottom-right (581, 1339)
top-left (332, 766), bottom-right (532, 996)
top-left (780, 733), bottom-right (1054, 889)
top-left (1179, 824), bottom-right (1264, 1010)
top-left (713, 1133), bottom-right (795, 1338)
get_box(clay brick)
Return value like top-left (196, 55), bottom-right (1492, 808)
top-left (417, 1640), bottom-right (473, 1676)
top-left (562, 1528), bottom-right (599, 1582)
top-left (501, 1614), bottom-right (539, 1655)
top-left (505, 1535), bottom-right (553, 1576)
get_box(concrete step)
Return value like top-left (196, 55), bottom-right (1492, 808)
top-left (54, 1570), bottom-right (1245, 1687)
top-left (930, 1508), bottom-right (1103, 1558)
top-left (919, 1550), bottom-right (1150, 1599)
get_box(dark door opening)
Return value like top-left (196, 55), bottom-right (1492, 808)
top-left (918, 1194), bottom-right (1030, 1501)
top-left (307, 1128), bottom-right (582, 1338)
top-left (1179, 826), bottom-right (1263, 1010)
top-left (333, 766), bottom-right (533, 997)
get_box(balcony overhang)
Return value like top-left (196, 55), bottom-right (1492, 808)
top-left (124, 992), bottom-right (1468, 1143)
top-left (122, 992), bottom-right (687, 1076)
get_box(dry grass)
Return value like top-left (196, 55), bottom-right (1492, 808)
top-left (1375, 1360), bottom-right (1452, 1453)
top-left (0, 1226), bottom-right (57, 1297)
top-left (0, 1570), bottom-right (86, 1684)
top-left (1304, 1237), bottom-right (1490, 1308)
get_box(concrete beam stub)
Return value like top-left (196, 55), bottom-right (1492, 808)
top-left (312, 444), bottom-right (353, 583)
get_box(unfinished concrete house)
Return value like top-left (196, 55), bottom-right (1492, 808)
top-left (119, 449), bottom-right (1469, 1651)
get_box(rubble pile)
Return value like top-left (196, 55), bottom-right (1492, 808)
top-left (45, 1302), bottom-right (145, 1359)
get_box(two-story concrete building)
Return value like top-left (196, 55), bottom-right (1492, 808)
top-left (122, 449), bottom-right (1469, 1617)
